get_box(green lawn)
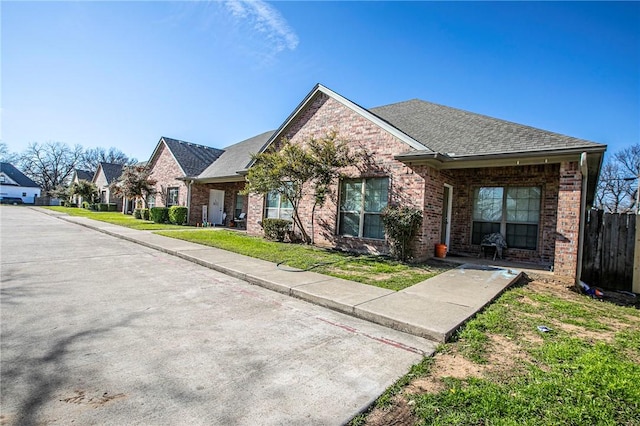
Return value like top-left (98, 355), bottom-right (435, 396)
top-left (352, 278), bottom-right (640, 425)
top-left (43, 206), bottom-right (186, 230)
top-left (155, 229), bottom-right (453, 291)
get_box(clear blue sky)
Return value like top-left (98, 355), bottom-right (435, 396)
top-left (2, 1), bottom-right (638, 162)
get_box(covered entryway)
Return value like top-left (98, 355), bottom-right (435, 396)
top-left (208, 189), bottom-right (225, 225)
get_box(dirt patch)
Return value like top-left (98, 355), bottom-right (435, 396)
top-left (363, 396), bottom-right (417, 426)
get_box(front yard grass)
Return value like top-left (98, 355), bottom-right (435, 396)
top-left (352, 276), bottom-right (640, 425)
top-left (43, 206), bottom-right (186, 230)
top-left (155, 229), bottom-right (453, 291)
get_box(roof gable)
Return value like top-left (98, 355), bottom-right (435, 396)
top-left (257, 84), bottom-right (429, 159)
top-left (95, 162), bottom-right (124, 184)
top-left (73, 169), bottom-right (94, 182)
top-left (0, 162), bottom-right (40, 187)
top-left (149, 137), bottom-right (224, 177)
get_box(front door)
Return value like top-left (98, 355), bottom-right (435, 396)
top-left (441, 184), bottom-right (453, 247)
top-left (208, 189), bottom-right (225, 225)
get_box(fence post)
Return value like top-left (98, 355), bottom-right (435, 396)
top-left (634, 214), bottom-right (640, 294)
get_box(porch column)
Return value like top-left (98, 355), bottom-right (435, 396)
top-left (554, 161), bottom-right (582, 277)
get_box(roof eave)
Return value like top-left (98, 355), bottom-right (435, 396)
top-left (395, 146), bottom-right (607, 169)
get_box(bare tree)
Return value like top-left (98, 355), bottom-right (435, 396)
top-left (18, 142), bottom-right (84, 195)
top-left (0, 142), bottom-right (19, 164)
top-left (595, 143), bottom-right (639, 213)
top-left (81, 147), bottom-right (137, 171)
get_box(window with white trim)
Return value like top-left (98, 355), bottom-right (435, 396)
top-left (265, 192), bottom-right (293, 220)
top-left (472, 186), bottom-right (541, 250)
top-left (167, 187), bottom-right (179, 207)
top-left (339, 177), bottom-right (389, 240)
top-left (147, 194), bottom-right (156, 209)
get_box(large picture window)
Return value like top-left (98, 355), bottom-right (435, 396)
top-left (472, 186), bottom-right (541, 250)
top-left (265, 192), bottom-right (293, 220)
top-left (339, 177), bottom-right (389, 240)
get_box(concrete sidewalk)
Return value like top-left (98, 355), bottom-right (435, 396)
top-left (36, 208), bottom-right (522, 342)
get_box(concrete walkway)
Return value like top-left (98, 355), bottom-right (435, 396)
top-left (35, 208), bottom-right (522, 342)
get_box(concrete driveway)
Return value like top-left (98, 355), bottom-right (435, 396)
top-left (0, 206), bottom-right (435, 425)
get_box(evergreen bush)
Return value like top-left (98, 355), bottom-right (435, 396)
top-left (381, 205), bottom-right (423, 261)
top-left (150, 207), bottom-right (169, 223)
top-left (168, 206), bottom-right (188, 225)
top-left (262, 218), bottom-right (292, 241)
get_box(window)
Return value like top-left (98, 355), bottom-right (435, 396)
top-left (22, 192), bottom-right (26, 197)
top-left (167, 187), bottom-right (179, 207)
top-left (235, 193), bottom-right (245, 218)
top-left (472, 187), bottom-right (541, 250)
top-left (265, 192), bottom-right (292, 220)
top-left (339, 177), bottom-right (388, 240)
top-left (147, 194), bottom-right (156, 209)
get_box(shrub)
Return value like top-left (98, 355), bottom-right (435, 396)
top-left (133, 209), bottom-right (142, 219)
top-left (82, 201), bottom-right (90, 209)
top-left (107, 203), bottom-right (118, 211)
top-left (98, 203), bottom-right (109, 212)
top-left (381, 205), bottom-right (423, 261)
top-left (150, 207), bottom-right (169, 223)
top-left (168, 206), bottom-right (188, 225)
top-left (262, 218), bottom-right (292, 242)
top-left (141, 208), bottom-right (150, 220)
top-left (62, 200), bottom-right (77, 207)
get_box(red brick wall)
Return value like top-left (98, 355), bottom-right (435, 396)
top-left (149, 143), bottom-right (187, 207)
top-left (245, 93), bottom-right (445, 259)
top-left (553, 161), bottom-right (583, 277)
top-left (448, 164), bottom-right (560, 265)
top-left (189, 182), bottom-right (246, 225)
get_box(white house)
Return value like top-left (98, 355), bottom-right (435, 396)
top-left (0, 162), bottom-right (41, 204)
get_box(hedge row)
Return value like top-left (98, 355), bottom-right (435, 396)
top-left (149, 206), bottom-right (188, 224)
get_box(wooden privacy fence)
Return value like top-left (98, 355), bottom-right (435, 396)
top-left (581, 210), bottom-right (636, 291)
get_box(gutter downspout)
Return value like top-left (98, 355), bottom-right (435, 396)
top-left (576, 152), bottom-right (589, 286)
top-left (186, 180), bottom-right (193, 225)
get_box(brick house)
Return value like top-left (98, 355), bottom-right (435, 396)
top-left (188, 131), bottom-right (274, 226)
top-left (146, 137), bottom-right (223, 212)
top-left (92, 162), bottom-right (124, 211)
top-left (202, 84), bottom-right (604, 280)
top-left (164, 84), bottom-right (603, 279)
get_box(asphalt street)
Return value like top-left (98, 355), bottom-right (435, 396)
top-left (0, 206), bottom-right (434, 425)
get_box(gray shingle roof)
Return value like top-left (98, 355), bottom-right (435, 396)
top-left (161, 137), bottom-right (224, 177)
top-left (197, 131), bottom-right (275, 180)
top-left (369, 99), bottom-right (605, 157)
top-left (99, 162), bottom-right (124, 184)
top-left (74, 169), bottom-right (93, 181)
top-left (0, 162), bottom-right (40, 187)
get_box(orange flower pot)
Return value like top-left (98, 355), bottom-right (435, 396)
top-left (435, 243), bottom-right (447, 258)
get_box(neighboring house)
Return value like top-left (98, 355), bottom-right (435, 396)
top-left (0, 162), bottom-right (41, 204)
top-left (70, 168), bottom-right (94, 206)
top-left (188, 131), bottom-right (274, 225)
top-left (92, 162), bottom-right (124, 210)
top-left (146, 137), bottom-right (224, 212)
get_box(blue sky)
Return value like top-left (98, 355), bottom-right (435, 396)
top-left (2, 1), bottom-right (638, 162)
